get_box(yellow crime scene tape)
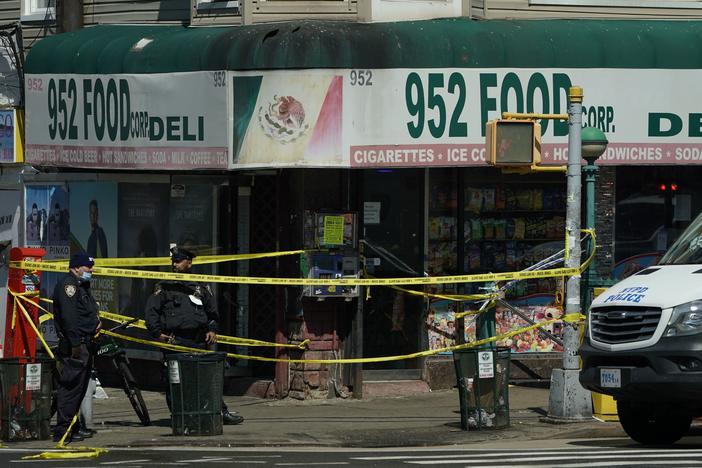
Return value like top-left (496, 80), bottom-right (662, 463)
top-left (101, 313), bottom-right (585, 364)
top-left (96, 310), bottom-right (309, 349)
top-left (11, 261), bottom-right (585, 286)
top-left (22, 413), bottom-right (107, 460)
top-left (44, 249), bottom-right (309, 267)
top-left (382, 283), bottom-right (500, 302)
top-left (11, 286), bottom-right (585, 365)
top-left (15, 294), bottom-right (308, 350)
top-left (11, 230), bottom-right (595, 287)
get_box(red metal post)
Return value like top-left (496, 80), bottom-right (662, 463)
top-left (3, 247), bottom-right (45, 359)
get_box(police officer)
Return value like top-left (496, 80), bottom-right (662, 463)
top-left (144, 246), bottom-right (243, 425)
top-left (52, 253), bottom-right (101, 443)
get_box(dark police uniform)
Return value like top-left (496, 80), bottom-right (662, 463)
top-left (144, 280), bottom-right (218, 349)
top-left (52, 266), bottom-right (99, 440)
top-left (144, 252), bottom-right (242, 425)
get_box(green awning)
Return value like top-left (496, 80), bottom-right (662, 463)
top-left (25, 18), bottom-right (702, 74)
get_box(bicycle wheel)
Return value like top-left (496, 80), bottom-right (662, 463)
top-left (117, 359), bottom-right (151, 426)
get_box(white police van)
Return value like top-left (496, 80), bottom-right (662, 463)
top-left (580, 211), bottom-right (702, 444)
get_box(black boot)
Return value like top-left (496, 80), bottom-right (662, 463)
top-left (76, 426), bottom-right (95, 438)
top-left (222, 409), bottom-right (244, 425)
top-left (53, 430), bottom-right (84, 444)
top-left (77, 417), bottom-right (95, 438)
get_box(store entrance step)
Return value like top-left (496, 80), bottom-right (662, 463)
top-left (362, 380), bottom-right (431, 398)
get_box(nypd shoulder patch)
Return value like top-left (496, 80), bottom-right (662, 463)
top-left (65, 284), bottom-right (76, 297)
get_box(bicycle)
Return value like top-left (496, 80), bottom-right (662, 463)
top-left (96, 318), bottom-right (151, 426)
top-left (47, 318), bottom-right (151, 426)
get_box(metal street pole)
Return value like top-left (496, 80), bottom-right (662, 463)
top-left (581, 125), bottom-right (609, 310)
top-left (583, 160), bottom-right (599, 308)
top-left (546, 86), bottom-right (592, 421)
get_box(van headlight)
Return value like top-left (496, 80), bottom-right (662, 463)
top-left (665, 300), bottom-right (702, 337)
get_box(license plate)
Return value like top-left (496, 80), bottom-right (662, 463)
top-left (600, 368), bottom-right (621, 388)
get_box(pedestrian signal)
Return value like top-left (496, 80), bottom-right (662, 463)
top-left (485, 120), bottom-right (541, 166)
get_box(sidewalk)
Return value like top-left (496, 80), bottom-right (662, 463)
top-left (11, 385), bottom-right (628, 449)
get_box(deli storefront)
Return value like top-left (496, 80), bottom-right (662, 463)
top-left (19, 19), bottom-right (702, 397)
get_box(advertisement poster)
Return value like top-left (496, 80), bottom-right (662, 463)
top-left (426, 299), bottom-right (477, 353)
top-left (169, 183), bottom-right (214, 279)
top-left (0, 189), bottom-right (19, 358)
top-left (26, 185), bottom-right (69, 346)
top-left (117, 183), bottom-right (169, 318)
top-left (0, 110), bottom-right (18, 163)
top-left (168, 184), bottom-right (213, 254)
top-left (25, 72), bottom-right (228, 170)
top-left (69, 181), bottom-right (118, 313)
top-left (25, 185), bottom-right (69, 259)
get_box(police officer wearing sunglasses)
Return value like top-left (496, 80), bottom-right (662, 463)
top-left (145, 246), bottom-right (243, 425)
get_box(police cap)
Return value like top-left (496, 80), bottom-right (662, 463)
top-left (170, 246), bottom-right (196, 262)
top-left (69, 252), bottom-right (95, 269)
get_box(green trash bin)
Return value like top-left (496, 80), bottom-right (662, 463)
top-left (0, 357), bottom-right (53, 441)
top-left (167, 352), bottom-right (225, 436)
top-left (452, 347), bottom-right (510, 430)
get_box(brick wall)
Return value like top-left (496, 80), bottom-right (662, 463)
top-left (287, 300), bottom-right (348, 399)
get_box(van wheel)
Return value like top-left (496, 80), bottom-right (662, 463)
top-left (617, 400), bottom-right (691, 445)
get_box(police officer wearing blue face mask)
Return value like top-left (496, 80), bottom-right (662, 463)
top-left (145, 246), bottom-right (243, 425)
top-left (52, 253), bottom-right (101, 443)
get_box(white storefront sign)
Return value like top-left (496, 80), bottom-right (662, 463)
top-left (343, 68), bottom-right (702, 167)
top-left (25, 72), bottom-right (229, 170)
top-left (25, 68), bottom-right (702, 169)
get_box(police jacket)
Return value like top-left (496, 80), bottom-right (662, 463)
top-left (52, 273), bottom-right (100, 347)
top-left (144, 280), bottom-right (219, 339)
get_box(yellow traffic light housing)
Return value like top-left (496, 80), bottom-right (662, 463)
top-left (486, 119), bottom-right (541, 166)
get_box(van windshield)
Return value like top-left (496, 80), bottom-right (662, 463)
top-left (659, 212), bottom-right (702, 265)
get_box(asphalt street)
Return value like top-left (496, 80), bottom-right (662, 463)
top-left (5, 444), bottom-right (702, 467)
top-left (3, 385), bottom-right (702, 467)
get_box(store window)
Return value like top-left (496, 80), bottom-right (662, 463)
top-left (195, 0), bottom-right (240, 11)
top-left (426, 168), bottom-right (567, 355)
top-left (614, 167), bottom-right (702, 279)
top-left (427, 169), bottom-right (458, 278)
top-left (21, 0), bottom-right (55, 22)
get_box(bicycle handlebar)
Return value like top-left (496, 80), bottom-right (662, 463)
top-left (107, 317), bottom-right (139, 333)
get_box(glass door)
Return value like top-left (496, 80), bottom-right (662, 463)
top-left (361, 169), bottom-right (424, 378)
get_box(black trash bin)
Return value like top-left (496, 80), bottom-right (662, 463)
top-left (452, 347), bottom-right (510, 430)
top-left (0, 357), bottom-right (53, 441)
top-left (167, 352), bottom-right (225, 436)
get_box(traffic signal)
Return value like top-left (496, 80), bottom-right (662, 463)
top-left (658, 182), bottom-right (678, 192)
top-left (485, 120), bottom-right (541, 166)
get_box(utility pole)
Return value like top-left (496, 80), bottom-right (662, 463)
top-left (59, 0), bottom-right (84, 33)
top-left (546, 86), bottom-right (592, 421)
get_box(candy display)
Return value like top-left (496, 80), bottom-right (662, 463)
top-left (495, 305), bottom-right (565, 353)
top-left (427, 172), bottom-right (567, 353)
